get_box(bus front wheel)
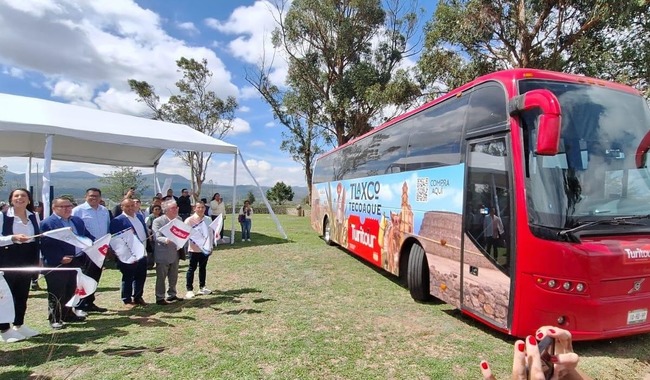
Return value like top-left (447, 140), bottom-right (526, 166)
top-left (407, 244), bottom-right (431, 301)
top-left (323, 218), bottom-right (334, 246)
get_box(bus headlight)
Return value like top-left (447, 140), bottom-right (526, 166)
top-left (563, 281), bottom-right (572, 290)
top-left (575, 283), bottom-right (585, 292)
top-left (547, 280), bottom-right (556, 288)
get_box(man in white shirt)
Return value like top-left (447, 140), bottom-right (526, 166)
top-left (72, 188), bottom-right (110, 313)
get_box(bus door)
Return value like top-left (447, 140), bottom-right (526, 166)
top-left (461, 136), bottom-right (513, 329)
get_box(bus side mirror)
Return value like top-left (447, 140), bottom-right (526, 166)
top-left (509, 89), bottom-right (562, 156)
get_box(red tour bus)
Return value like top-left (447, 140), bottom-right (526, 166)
top-left (310, 68), bottom-right (650, 340)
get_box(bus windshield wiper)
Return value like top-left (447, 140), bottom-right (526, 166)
top-left (558, 214), bottom-right (650, 243)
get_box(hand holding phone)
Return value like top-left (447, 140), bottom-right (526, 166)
top-left (537, 335), bottom-right (555, 380)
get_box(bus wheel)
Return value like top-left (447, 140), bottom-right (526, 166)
top-left (323, 217), bottom-right (334, 246)
top-left (407, 244), bottom-right (431, 301)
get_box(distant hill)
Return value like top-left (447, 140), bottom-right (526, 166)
top-left (0, 171), bottom-right (308, 205)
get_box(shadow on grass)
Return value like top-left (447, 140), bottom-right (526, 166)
top-left (104, 345), bottom-right (165, 357)
top-left (0, 371), bottom-right (52, 380)
top-left (0, 341), bottom-right (98, 369)
top-left (127, 288), bottom-right (269, 317)
top-left (213, 232), bottom-right (292, 251)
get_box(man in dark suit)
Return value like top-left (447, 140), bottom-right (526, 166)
top-left (40, 197), bottom-right (95, 329)
top-left (110, 198), bottom-right (149, 307)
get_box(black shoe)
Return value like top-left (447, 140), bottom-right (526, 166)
top-left (166, 296), bottom-right (183, 302)
top-left (86, 304), bottom-right (108, 313)
top-left (62, 315), bottom-right (86, 323)
top-left (134, 298), bottom-right (148, 306)
top-left (156, 299), bottom-right (169, 305)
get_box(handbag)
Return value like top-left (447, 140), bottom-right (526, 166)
top-left (238, 214), bottom-right (246, 223)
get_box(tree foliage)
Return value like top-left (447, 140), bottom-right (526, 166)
top-left (417, 0), bottom-right (650, 97)
top-left (99, 166), bottom-right (148, 202)
top-left (269, 0), bottom-right (424, 146)
top-left (246, 53), bottom-right (325, 205)
top-left (129, 57), bottom-right (238, 200)
top-left (244, 190), bottom-right (256, 205)
top-left (266, 181), bottom-right (294, 205)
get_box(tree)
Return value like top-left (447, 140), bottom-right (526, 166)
top-left (244, 190), bottom-right (256, 205)
top-left (129, 57), bottom-right (238, 201)
top-left (268, 0), bottom-right (424, 146)
top-left (266, 181), bottom-right (294, 205)
top-left (417, 0), bottom-right (650, 98)
top-left (99, 166), bottom-right (148, 202)
top-left (246, 55), bottom-right (325, 205)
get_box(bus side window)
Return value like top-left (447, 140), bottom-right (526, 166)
top-left (404, 95), bottom-right (468, 169)
top-left (465, 83), bottom-right (508, 134)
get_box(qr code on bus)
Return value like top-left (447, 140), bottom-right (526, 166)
top-left (416, 177), bottom-right (428, 202)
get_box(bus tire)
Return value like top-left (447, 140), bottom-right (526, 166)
top-left (407, 244), bottom-right (431, 301)
top-left (323, 217), bottom-right (335, 246)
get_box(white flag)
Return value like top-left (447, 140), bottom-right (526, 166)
top-left (66, 269), bottom-right (98, 307)
top-left (159, 218), bottom-right (191, 249)
top-left (0, 272), bottom-right (15, 323)
top-left (110, 229), bottom-right (145, 264)
top-left (83, 233), bottom-right (111, 269)
top-left (189, 221), bottom-right (212, 255)
top-left (43, 227), bottom-right (93, 249)
top-left (209, 214), bottom-right (223, 241)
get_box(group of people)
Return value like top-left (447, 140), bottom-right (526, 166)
top-left (0, 186), bottom-right (241, 342)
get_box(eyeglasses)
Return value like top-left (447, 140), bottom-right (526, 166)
top-left (56, 205), bottom-right (73, 209)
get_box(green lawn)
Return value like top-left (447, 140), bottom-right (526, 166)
top-left (1, 215), bottom-right (649, 379)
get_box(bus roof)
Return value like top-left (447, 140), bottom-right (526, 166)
top-left (318, 68), bottom-right (642, 160)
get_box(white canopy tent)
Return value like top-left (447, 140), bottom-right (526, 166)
top-left (0, 93), bottom-right (287, 241)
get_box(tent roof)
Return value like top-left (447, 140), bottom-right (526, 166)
top-left (0, 93), bottom-right (238, 167)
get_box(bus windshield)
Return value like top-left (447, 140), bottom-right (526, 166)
top-left (519, 80), bottom-right (650, 230)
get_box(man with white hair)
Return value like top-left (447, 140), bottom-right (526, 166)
top-left (151, 200), bottom-right (184, 305)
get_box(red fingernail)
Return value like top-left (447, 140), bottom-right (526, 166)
top-left (550, 355), bottom-right (558, 363)
top-left (536, 332), bottom-right (544, 339)
top-left (549, 329), bottom-right (556, 334)
top-left (528, 336), bottom-right (537, 345)
top-left (517, 342), bottom-right (525, 352)
top-left (481, 361), bottom-right (489, 369)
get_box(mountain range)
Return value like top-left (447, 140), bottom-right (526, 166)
top-left (0, 171), bottom-right (308, 205)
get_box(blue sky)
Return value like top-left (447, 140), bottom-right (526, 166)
top-left (0, 0), bottom-right (433, 188)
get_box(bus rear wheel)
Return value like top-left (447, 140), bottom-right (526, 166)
top-left (407, 244), bottom-right (431, 301)
top-left (323, 217), bottom-right (334, 246)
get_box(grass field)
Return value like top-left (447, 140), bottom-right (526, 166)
top-left (1, 215), bottom-right (649, 379)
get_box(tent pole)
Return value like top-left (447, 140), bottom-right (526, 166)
top-left (231, 151), bottom-right (237, 245)
top-left (42, 135), bottom-right (53, 218)
top-left (26, 155), bottom-right (32, 190)
top-left (238, 151), bottom-right (288, 240)
top-left (153, 162), bottom-right (159, 195)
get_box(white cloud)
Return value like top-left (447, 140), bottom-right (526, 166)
top-left (250, 140), bottom-right (265, 147)
top-left (50, 79), bottom-right (94, 103)
top-left (239, 85), bottom-right (262, 100)
top-left (3, 66), bottom-right (25, 78)
top-left (228, 117), bottom-right (252, 135)
top-left (239, 105), bottom-right (251, 112)
top-left (0, 0), bottom-right (239, 116)
top-left (264, 121), bottom-right (275, 128)
top-left (176, 21), bottom-right (199, 35)
top-left (208, 0), bottom-right (289, 88)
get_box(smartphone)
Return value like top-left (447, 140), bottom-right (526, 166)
top-left (538, 335), bottom-right (555, 380)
